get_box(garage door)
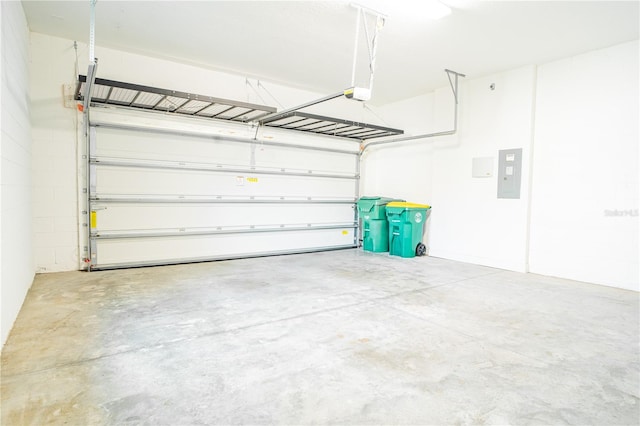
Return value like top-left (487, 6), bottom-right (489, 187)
top-left (84, 109), bottom-right (360, 270)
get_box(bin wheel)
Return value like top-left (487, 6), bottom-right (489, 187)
top-left (416, 243), bottom-right (427, 257)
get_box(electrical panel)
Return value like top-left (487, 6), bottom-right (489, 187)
top-left (497, 148), bottom-right (522, 199)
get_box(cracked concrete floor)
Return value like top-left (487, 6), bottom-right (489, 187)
top-left (1, 249), bottom-right (638, 425)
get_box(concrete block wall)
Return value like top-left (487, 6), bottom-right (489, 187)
top-left (1, 1), bottom-right (33, 346)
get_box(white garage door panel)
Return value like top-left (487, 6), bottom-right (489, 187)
top-left (87, 118), bottom-right (359, 270)
top-left (90, 108), bottom-right (359, 153)
top-left (94, 167), bottom-right (356, 198)
top-left (93, 203), bottom-right (355, 231)
top-left (252, 145), bottom-right (356, 174)
top-left (94, 229), bottom-right (355, 268)
top-left (95, 127), bottom-right (357, 174)
top-left (96, 127), bottom-right (251, 166)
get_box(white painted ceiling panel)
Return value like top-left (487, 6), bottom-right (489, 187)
top-left (22, 0), bottom-right (639, 104)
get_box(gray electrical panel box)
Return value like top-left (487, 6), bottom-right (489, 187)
top-left (497, 148), bottom-right (522, 199)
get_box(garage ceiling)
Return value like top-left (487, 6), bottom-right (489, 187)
top-left (22, 1), bottom-right (639, 105)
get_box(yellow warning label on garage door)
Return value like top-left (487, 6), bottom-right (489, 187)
top-left (247, 177), bottom-right (259, 183)
top-left (342, 230), bottom-right (349, 235)
top-left (90, 211), bottom-right (97, 228)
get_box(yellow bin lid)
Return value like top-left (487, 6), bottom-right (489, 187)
top-left (387, 201), bottom-right (431, 209)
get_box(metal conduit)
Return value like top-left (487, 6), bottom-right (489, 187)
top-left (360, 69), bottom-right (466, 154)
top-left (252, 91), bottom-right (346, 123)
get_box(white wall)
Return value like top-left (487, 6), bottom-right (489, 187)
top-left (364, 41), bottom-right (639, 291)
top-left (369, 66), bottom-right (536, 271)
top-left (429, 67), bottom-right (537, 272)
top-left (1, 1), bottom-right (33, 346)
top-left (30, 32), bottom-right (375, 272)
top-left (529, 41), bottom-right (639, 291)
top-left (361, 92), bottom-right (435, 203)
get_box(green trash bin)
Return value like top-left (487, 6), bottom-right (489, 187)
top-left (386, 202), bottom-right (432, 258)
top-left (357, 196), bottom-right (403, 252)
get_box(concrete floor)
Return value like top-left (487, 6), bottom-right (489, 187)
top-left (1, 249), bottom-right (638, 425)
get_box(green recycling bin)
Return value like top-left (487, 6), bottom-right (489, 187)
top-left (386, 202), bottom-right (431, 258)
top-left (357, 196), bottom-right (403, 252)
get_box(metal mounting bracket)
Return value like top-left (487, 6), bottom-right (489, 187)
top-left (445, 69), bottom-right (465, 104)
